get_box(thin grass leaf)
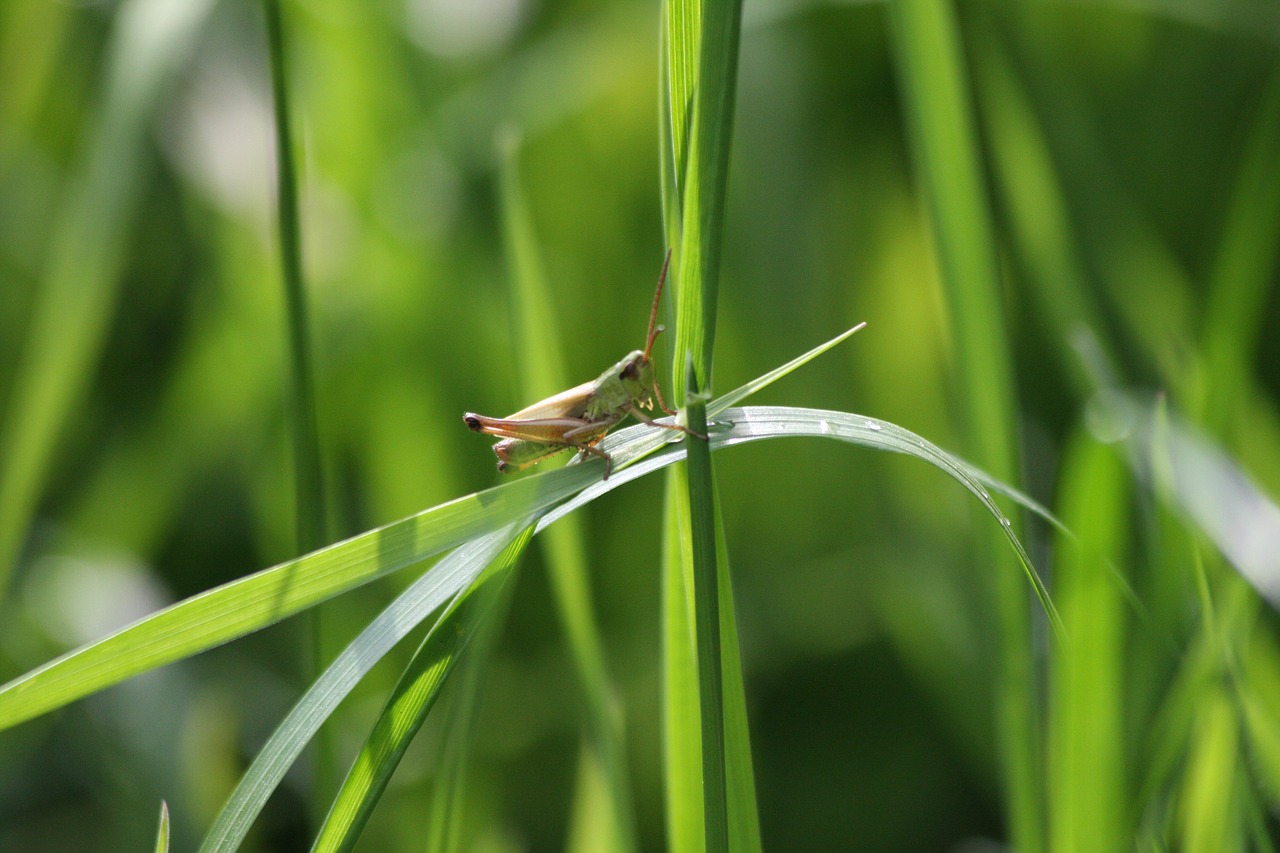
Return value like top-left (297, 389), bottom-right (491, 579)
top-left (198, 522), bottom-right (533, 853)
top-left (1199, 67), bottom-right (1280, 430)
top-left (308, 526), bottom-right (534, 853)
top-left (1048, 432), bottom-right (1129, 851)
top-left (708, 322), bottom-right (865, 413)
top-left (972, 22), bottom-right (1120, 396)
top-left (496, 135), bottom-right (636, 852)
top-left (660, 1), bottom-right (749, 849)
top-left (682, 362), bottom-right (728, 852)
top-left (662, 0), bottom-right (699, 205)
top-left (0, 470), bottom-right (600, 730)
top-left (0, 385), bottom-right (1062, 738)
top-left (1180, 689), bottom-right (1243, 852)
top-left (670, 1), bottom-right (741, 397)
top-left (660, 472), bottom-right (703, 852)
top-left (889, 3), bottom-right (1040, 848)
top-left (263, 0), bottom-right (327, 554)
top-left (154, 801), bottom-right (170, 853)
top-left (423, 633), bottom-right (485, 853)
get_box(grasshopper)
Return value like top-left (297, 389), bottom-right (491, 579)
top-left (464, 250), bottom-right (702, 479)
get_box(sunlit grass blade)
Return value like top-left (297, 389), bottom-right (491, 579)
top-left (972, 22), bottom-right (1120, 396)
top-left (0, 468), bottom-right (602, 730)
top-left (0, 386), bottom-right (1063, 739)
top-left (499, 134), bottom-right (636, 852)
top-left (681, 364), bottom-right (728, 851)
top-left (423, 636), bottom-right (486, 853)
top-left (889, 3), bottom-right (1039, 848)
top-left (1048, 432), bottom-right (1129, 851)
top-left (660, 474), bottom-right (703, 852)
top-left (154, 801), bottom-right (170, 853)
top-left (263, 0), bottom-right (326, 555)
top-left (530, 403), bottom-right (1063, 636)
top-left (308, 526), bottom-right (534, 853)
top-left (661, 0), bottom-right (750, 850)
top-left (709, 322), bottom-right (865, 413)
top-left (1179, 689), bottom-right (1243, 851)
top-left (0, 0), bottom-right (217, 597)
top-left (197, 523), bottom-right (532, 853)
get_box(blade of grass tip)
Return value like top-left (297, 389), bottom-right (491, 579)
top-left (0, 0), bottom-right (216, 598)
top-left (198, 522), bottom-right (532, 853)
top-left (663, 0), bottom-right (699, 205)
top-left (498, 133), bottom-right (637, 853)
top-left (310, 525), bottom-right (534, 853)
top-left (154, 801), bottom-right (171, 853)
top-left (708, 322), bottom-right (866, 416)
top-left (889, 2), bottom-right (1041, 849)
top-left (682, 360), bottom-right (727, 853)
top-left (531, 402), bottom-right (1062, 638)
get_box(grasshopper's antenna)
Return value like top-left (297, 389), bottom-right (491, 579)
top-left (644, 248), bottom-right (673, 360)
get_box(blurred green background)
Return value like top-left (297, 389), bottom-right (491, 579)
top-left (2, 0), bottom-right (1280, 850)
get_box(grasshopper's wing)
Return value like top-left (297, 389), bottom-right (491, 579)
top-left (503, 380), bottom-right (597, 421)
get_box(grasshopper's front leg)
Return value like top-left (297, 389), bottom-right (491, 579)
top-left (628, 404), bottom-right (708, 441)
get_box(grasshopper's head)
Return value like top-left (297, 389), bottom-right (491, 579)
top-left (618, 349), bottom-right (657, 404)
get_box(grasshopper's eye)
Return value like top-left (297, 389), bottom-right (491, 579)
top-left (620, 362), bottom-right (639, 380)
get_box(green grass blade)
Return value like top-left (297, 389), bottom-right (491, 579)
top-left (682, 363), bottom-right (727, 853)
top-left (423, 632), bottom-right (486, 853)
top-left (661, 472), bottom-right (703, 853)
top-left (532, 402), bottom-right (1062, 636)
top-left (662, 0), bottom-right (699, 205)
top-left (499, 135), bottom-right (637, 853)
top-left (308, 526), bottom-right (534, 853)
top-left (889, 3), bottom-right (1040, 848)
top-left (198, 523), bottom-right (532, 853)
top-left (1048, 431), bottom-right (1130, 851)
top-left (709, 322), bottom-right (866, 414)
top-left (263, 0), bottom-right (327, 555)
top-left (1179, 688), bottom-right (1243, 851)
top-left (661, 1), bottom-right (752, 850)
top-left (0, 0), bottom-right (217, 596)
top-left (1198, 67), bottom-right (1280, 430)
top-left (972, 24), bottom-right (1120, 396)
top-left (154, 801), bottom-right (170, 853)
top-left (0, 466), bottom-right (605, 730)
top-left (670, 0), bottom-right (741, 398)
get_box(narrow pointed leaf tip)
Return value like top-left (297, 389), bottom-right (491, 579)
top-left (709, 321), bottom-right (867, 415)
